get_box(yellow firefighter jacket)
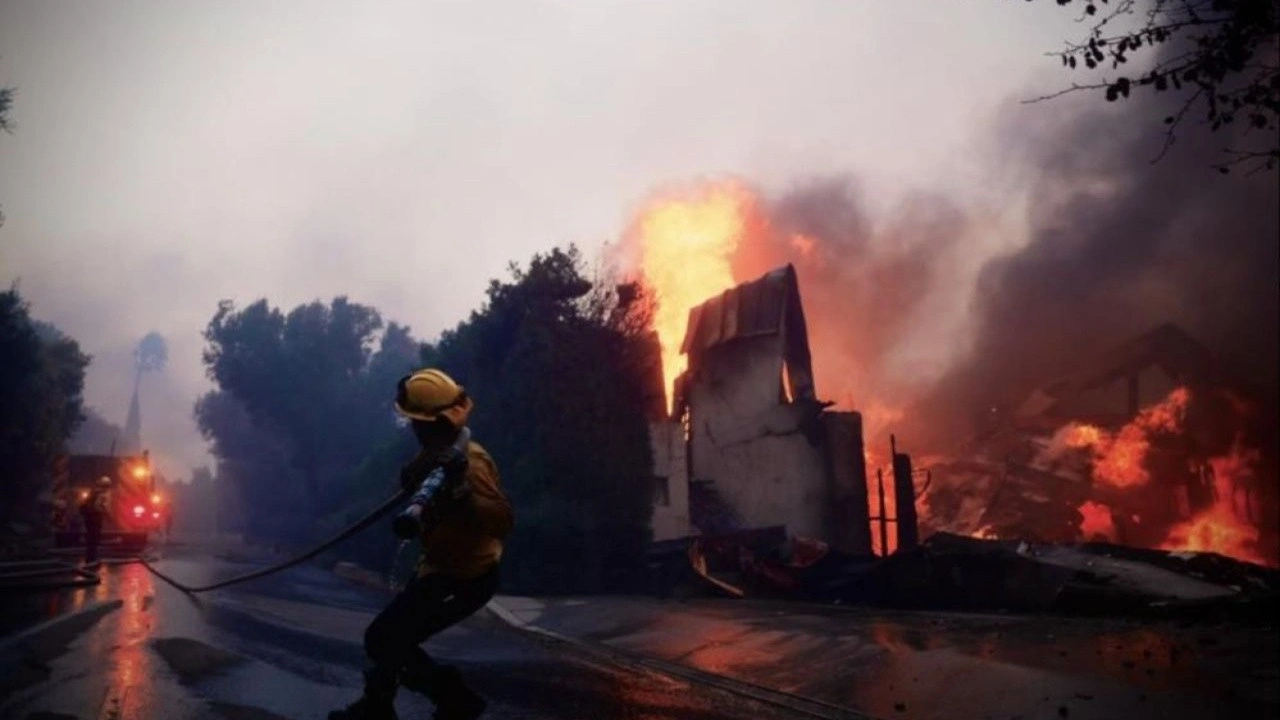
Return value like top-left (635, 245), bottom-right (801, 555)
top-left (417, 441), bottom-right (513, 579)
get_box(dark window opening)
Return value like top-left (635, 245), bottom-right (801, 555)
top-left (653, 476), bottom-right (671, 507)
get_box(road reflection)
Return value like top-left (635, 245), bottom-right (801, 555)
top-left (75, 562), bottom-right (158, 717)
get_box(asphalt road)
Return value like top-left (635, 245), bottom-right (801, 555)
top-left (0, 547), bottom-right (827, 720)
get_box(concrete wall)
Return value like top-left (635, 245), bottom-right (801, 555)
top-left (649, 420), bottom-right (691, 541)
top-left (822, 411), bottom-right (873, 554)
top-left (687, 335), bottom-right (832, 539)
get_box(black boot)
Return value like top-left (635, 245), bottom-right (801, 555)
top-left (401, 664), bottom-right (486, 720)
top-left (329, 667), bottom-right (399, 720)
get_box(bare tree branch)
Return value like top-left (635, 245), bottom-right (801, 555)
top-left (1019, 0), bottom-right (1279, 173)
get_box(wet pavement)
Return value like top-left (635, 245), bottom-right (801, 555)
top-left (4, 546), bottom-right (1275, 720)
top-left (0, 547), bottom-right (838, 720)
top-left (495, 595), bottom-right (1279, 720)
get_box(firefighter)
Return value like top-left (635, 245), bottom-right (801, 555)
top-left (331, 368), bottom-right (513, 720)
top-left (81, 476), bottom-right (112, 567)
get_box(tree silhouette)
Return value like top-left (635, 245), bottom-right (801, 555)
top-left (420, 247), bottom-right (660, 592)
top-left (1, 83), bottom-right (12, 227)
top-left (198, 296), bottom-right (418, 541)
top-left (134, 332), bottom-right (168, 374)
top-left (0, 289), bottom-right (89, 529)
top-left (1025, 0), bottom-right (1279, 172)
top-left (122, 332), bottom-right (167, 452)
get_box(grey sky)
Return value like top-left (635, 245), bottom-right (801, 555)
top-left (1, 1), bottom-right (1087, 478)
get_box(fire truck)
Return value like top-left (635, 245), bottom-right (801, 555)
top-left (51, 450), bottom-right (168, 553)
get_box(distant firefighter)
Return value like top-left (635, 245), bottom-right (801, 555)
top-left (80, 476), bottom-right (112, 567)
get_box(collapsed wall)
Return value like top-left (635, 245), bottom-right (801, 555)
top-left (653, 265), bottom-right (873, 555)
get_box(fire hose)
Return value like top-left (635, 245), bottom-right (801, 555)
top-left (139, 427), bottom-right (471, 595)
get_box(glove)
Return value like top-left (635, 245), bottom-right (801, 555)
top-left (436, 450), bottom-right (473, 515)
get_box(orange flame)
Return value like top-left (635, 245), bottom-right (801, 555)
top-left (1160, 442), bottom-right (1268, 565)
top-left (1059, 387), bottom-right (1192, 489)
top-left (1062, 423), bottom-right (1105, 448)
top-left (1061, 388), bottom-right (1273, 566)
top-left (632, 182), bottom-right (756, 413)
top-left (974, 525), bottom-right (999, 540)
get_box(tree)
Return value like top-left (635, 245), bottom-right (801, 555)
top-left (195, 389), bottom-right (300, 539)
top-left (197, 296), bottom-right (420, 544)
top-left (0, 289), bottom-right (89, 531)
top-left (193, 252), bottom-right (662, 590)
top-left (167, 466), bottom-right (219, 536)
top-left (1026, 0), bottom-right (1279, 172)
top-left (134, 332), bottom-right (168, 373)
top-left (0, 86), bottom-right (11, 134)
top-left (423, 247), bottom-right (660, 593)
top-left (122, 332), bottom-right (167, 452)
top-left (1, 83), bottom-right (12, 228)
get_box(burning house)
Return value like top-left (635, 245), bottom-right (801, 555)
top-left (648, 265), bottom-right (880, 556)
top-left (629, 179), bottom-right (1276, 607)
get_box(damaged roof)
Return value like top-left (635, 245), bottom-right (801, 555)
top-left (1017, 323), bottom-right (1215, 420)
top-left (679, 264), bottom-right (816, 398)
top-left (1063, 323), bottom-right (1213, 393)
top-left (680, 265), bottom-right (811, 355)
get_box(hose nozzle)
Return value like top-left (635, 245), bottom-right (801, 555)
top-left (394, 427), bottom-right (471, 538)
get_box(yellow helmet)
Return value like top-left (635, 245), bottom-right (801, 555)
top-left (395, 368), bottom-right (473, 427)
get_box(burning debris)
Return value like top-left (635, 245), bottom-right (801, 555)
top-left (924, 324), bottom-right (1277, 568)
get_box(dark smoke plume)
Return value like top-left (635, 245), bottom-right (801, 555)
top-left (917, 90), bottom-right (1279, 451)
top-left (720, 72), bottom-right (1276, 468)
top-left (729, 178), bottom-right (964, 425)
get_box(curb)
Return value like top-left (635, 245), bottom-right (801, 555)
top-left (484, 599), bottom-right (880, 720)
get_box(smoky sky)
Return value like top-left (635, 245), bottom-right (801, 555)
top-left (2, 1), bottom-right (1262, 476)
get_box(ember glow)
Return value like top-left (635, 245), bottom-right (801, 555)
top-left (1160, 442), bottom-right (1267, 565)
top-left (633, 182), bottom-right (754, 412)
top-left (974, 525), bottom-right (999, 540)
top-left (1078, 500), bottom-right (1116, 542)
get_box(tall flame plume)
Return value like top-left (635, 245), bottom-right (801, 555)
top-left (632, 182), bottom-right (754, 413)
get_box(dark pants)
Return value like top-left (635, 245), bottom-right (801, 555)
top-left (364, 566), bottom-right (498, 681)
top-left (83, 513), bottom-right (103, 564)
